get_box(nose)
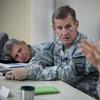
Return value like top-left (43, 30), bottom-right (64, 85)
top-left (61, 28), bottom-right (70, 36)
top-left (17, 53), bottom-right (23, 58)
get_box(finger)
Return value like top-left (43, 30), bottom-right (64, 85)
top-left (82, 41), bottom-right (94, 51)
top-left (5, 74), bottom-right (14, 80)
top-left (94, 42), bottom-right (100, 54)
top-left (15, 72), bottom-right (27, 80)
top-left (15, 75), bottom-right (25, 80)
top-left (6, 71), bottom-right (12, 75)
top-left (5, 70), bottom-right (16, 80)
top-left (14, 72), bottom-right (23, 80)
top-left (78, 41), bottom-right (95, 56)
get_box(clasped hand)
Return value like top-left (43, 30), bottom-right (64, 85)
top-left (5, 68), bottom-right (28, 80)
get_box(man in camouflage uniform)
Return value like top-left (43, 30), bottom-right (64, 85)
top-left (5, 5), bottom-right (99, 99)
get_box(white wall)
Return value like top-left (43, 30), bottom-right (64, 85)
top-left (55, 0), bottom-right (67, 8)
top-left (67, 0), bottom-right (100, 40)
top-left (31, 0), bottom-right (56, 44)
top-left (31, 0), bottom-right (69, 44)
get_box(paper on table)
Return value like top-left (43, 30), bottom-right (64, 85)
top-left (0, 95), bottom-right (7, 100)
top-left (0, 86), bottom-right (10, 98)
top-left (0, 63), bottom-right (27, 69)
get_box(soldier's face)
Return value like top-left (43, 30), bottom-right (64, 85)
top-left (53, 15), bottom-right (79, 48)
top-left (10, 42), bottom-right (31, 63)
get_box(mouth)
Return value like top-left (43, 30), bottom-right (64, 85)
top-left (22, 55), bottom-right (27, 61)
top-left (24, 55), bottom-right (30, 62)
top-left (62, 37), bottom-right (71, 41)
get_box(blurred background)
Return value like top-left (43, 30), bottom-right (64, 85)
top-left (0, 0), bottom-right (100, 44)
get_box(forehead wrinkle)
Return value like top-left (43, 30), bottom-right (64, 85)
top-left (54, 16), bottom-right (74, 27)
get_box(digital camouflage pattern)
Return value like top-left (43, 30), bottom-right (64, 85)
top-left (97, 74), bottom-right (100, 99)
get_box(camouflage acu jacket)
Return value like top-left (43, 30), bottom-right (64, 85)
top-left (27, 32), bottom-right (99, 99)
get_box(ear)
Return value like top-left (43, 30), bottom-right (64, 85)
top-left (52, 25), bottom-right (57, 35)
top-left (75, 20), bottom-right (79, 30)
top-left (76, 20), bottom-right (79, 26)
top-left (52, 24), bottom-right (55, 31)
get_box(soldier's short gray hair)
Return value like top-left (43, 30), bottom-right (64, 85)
top-left (4, 39), bottom-right (21, 56)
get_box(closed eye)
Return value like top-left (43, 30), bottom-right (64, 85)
top-left (14, 48), bottom-right (22, 60)
top-left (18, 48), bottom-right (22, 53)
top-left (57, 26), bottom-right (63, 30)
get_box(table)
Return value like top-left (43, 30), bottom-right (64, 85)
top-left (0, 76), bottom-right (95, 100)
